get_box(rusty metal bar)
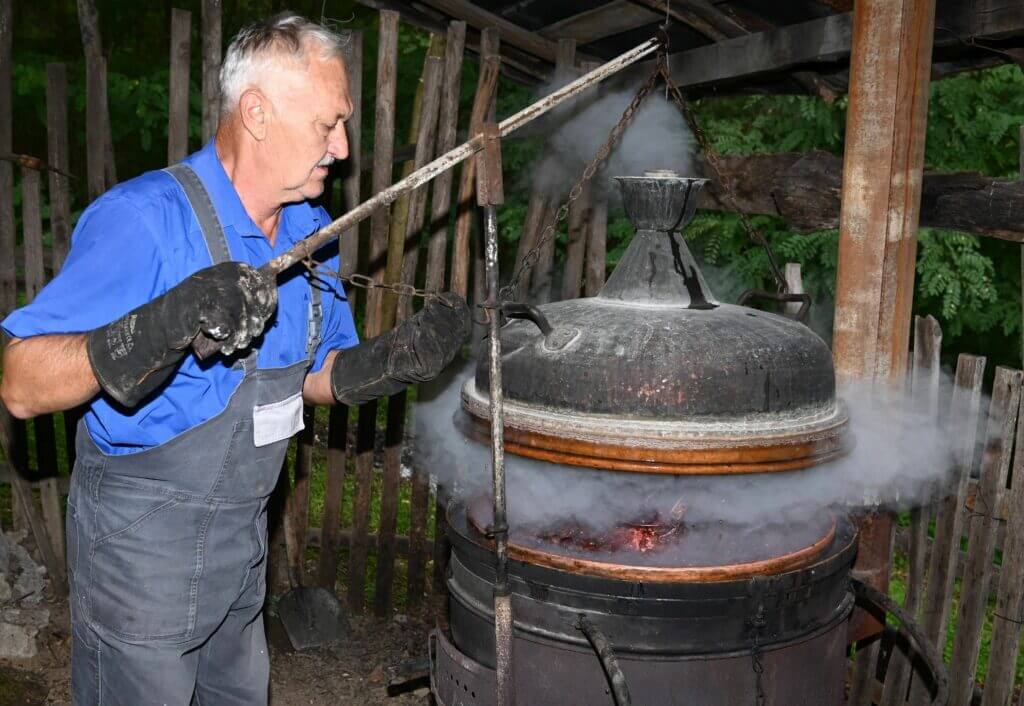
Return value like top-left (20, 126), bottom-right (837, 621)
top-left (477, 122), bottom-right (515, 706)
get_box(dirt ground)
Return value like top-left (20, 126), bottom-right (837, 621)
top-left (0, 593), bottom-right (438, 706)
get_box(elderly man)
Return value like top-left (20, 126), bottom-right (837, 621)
top-left (0, 13), bottom-right (468, 705)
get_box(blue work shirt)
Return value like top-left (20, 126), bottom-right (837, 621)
top-left (2, 141), bottom-right (358, 455)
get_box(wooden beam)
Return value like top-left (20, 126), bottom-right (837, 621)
top-left (697, 151), bottom-right (1024, 242)
top-left (657, 0), bottom-right (1024, 91)
top-left (628, 0), bottom-right (726, 40)
top-left (416, 0), bottom-right (599, 65)
top-left (541, 1), bottom-right (661, 44)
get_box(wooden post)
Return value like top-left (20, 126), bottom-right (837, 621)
top-left (511, 190), bottom-right (547, 297)
top-left (561, 179), bottom-right (589, 301)
top-left (879, 315), bottom-right (941, 706)
top-left (316, 405), bottom-right (348, 590)
top-left (783, 263), bottom-right (804, 318)
top-left (947, 368), bottom-right (1022, 705)
top-left (21, 168), bottom-right (65, 568)
top-left (396, 40), bottom-right (445, 323)
top-left (349, 11), bottom-right (398, 613)
top-left (382, 33), bottom-right (443, 328)
top-left (0, 0), bottom-right (15, 313)
top-left (339, 30), bottom-right (363, 316)
top-left (907, 354), bottom-right (987, 706)
top-left (527, 38), bottom-right (576, 305)
top-left (168, 8), bottom-right (192, 165)
top-left (833, 0), bottom-right (936, 653)
top-left (284, 407), bottom-right (315, 586)
top-left (377, 35), bottom-right (445, 617)
top-left (365, 10), bottom-right (399, 339)
top-left (980, 389), bottom-right (1024, 706)
top-left (201, 0), bottom-right (221, 142)
top-left (424, 21), bottom-right (465, 294)
top-left (46, 64), bottom-right (72, 270)
top-left (584, 180), bottom-right (608, 297)
top-left (317, 29), bottom-right (362, 592)
top-left (420, 21), bottom-right (466, 609)
top-left (449, 36), bottom-right (500, 297)
top-left (347, 403), bottom-right (376, 612)
top-left (1020, 124), bottom-right (1023, 367)
top-left (77, 0), bottom-right (114, 198)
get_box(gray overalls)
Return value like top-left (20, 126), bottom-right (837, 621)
top-left (66, 164), bottom-right (322, 705)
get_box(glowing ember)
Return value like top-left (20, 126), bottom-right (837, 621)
top-left (535, 510), bottom-right (686, 554)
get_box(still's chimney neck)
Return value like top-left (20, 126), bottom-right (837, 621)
top-left (614, 173), bottom-right (708, 232)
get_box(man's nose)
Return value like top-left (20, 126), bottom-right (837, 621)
top-left (329, 124), bottom-right (349, 161)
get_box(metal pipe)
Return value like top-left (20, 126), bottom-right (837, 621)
top-left (576, 614), bottom-right (632, 706)
top-left (261, 36), bottom-right (661, 278)
top-left (483, 202), bottom-right (515, 706)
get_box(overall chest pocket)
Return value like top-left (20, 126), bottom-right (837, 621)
top-left (87, 478), bottom-right (209, 641)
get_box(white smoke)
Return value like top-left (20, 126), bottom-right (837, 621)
top-left (527, 67), bottom-right (697, 197)
top-left (412, 360), bottom-right (979, 564)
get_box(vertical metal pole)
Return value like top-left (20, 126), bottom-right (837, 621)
top-left (477, 122), bottom-right (515, 706)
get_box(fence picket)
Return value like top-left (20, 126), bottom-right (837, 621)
top-left (948, 367), bottom-right (1022, 705)
top-left (880, 315), bottom-right (942, 706)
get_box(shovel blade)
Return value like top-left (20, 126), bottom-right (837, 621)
top-left (277, 586), bottom-right (349, 651)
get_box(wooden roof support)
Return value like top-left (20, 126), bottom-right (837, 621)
top-left (831, 0), bottom-right (936, 649)
top-left (656, 0), bottom-right (1024, 92)
top-left (540, 0), bottom-right (661, 44)
top-left (416, 0), bottom-right (599, 66)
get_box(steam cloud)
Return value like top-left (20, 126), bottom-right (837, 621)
top-left (413, 360), bottom-right (976, 564)
top-left (527, 67), bottom-right (697, 196)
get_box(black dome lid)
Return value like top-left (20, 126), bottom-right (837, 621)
top-left (475, 172), bottom-right (837, 421)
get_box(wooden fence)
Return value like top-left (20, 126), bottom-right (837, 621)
top-left (848, 316), bottom-right (1024, 706)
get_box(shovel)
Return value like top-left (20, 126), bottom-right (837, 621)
top-left (276, 509), bottom-right (348, 651)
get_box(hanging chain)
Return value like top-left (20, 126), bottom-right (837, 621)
top-left (499, 61), bottom-right (663, 302)
top-left (655, 52), bottom-right (790, 295)
top-left (299, 256), bottom-right (440, 303)
top-left (749, 601), bottom-right (767, 706)
top-left (304, 31), bottom-right (793, 309)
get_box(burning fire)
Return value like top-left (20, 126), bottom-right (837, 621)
top-left (537, 500), bottom-right (687, 555)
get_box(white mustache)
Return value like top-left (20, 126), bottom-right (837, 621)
top-left (317, 155), bottom-right (336, 168)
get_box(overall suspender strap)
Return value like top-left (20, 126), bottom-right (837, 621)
top-left (163, 163), bottom-right (233, 266)
top-left (165, 162), bottom-right (324, 367)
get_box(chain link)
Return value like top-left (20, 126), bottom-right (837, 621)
top-left (655, 52), bottom-right (790, 295)
top-left (749, 601), bottom-right (767, 706)
top-left (300, 39), bottom-right (789, 305)
top-left (302, 257), bottom-right (440, 302)
top-left (499, 65), bottom-right (663, 302)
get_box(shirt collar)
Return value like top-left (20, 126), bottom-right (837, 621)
top-left (184, 140), bottom-right (324, 245)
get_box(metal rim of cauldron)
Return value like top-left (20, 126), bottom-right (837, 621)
top-left (459, 380), bottom-right (850, 476)
top-left (462, 494), bottom-right (838, 583)
top-left (444, 504), bottom-right (859, 657)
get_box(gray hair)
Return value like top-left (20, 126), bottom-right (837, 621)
top-left (219, 12), bottom-right (348, 117)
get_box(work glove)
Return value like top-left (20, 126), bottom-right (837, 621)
top-left (331, 292), bottom-right (471, 405)
top-left (87, 262), bottom-right (277, 407)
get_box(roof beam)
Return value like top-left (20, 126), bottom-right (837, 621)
top-left (540, 1), bottom-right (661, 44)
top-left (416, 0), bottom-right (599, 65)
top-left (657, 0), bottom-right (1024, 90)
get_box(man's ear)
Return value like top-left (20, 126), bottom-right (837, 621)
top-left (238, 89), bottom-right (269, 141)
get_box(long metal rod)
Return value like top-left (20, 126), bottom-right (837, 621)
top-left (260, 36), bottom-right (661, 278)
top-left (483, 202), bottom-right (515, 706)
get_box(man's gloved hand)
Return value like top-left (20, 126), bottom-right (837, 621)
top-left (331, 292), bottom-right (470, 405)
top-left (87, 262), bottom-right (277, 407)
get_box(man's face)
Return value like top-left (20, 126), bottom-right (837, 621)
top-left (263, 52), bottom-right (352, 202)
